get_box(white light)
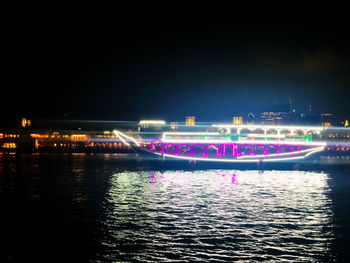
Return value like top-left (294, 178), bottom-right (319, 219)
top-left (139, 120), bottom-right (166, 125)
top-left (163, 132), bottom-right (219, 135)
top-left (113, 131), bottom-right (130, 146)
top-left (162, 132), bottom-right (219, 140)
top-left (113, 130), bottom-right (140, 147)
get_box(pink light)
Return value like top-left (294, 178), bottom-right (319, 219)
top-left (294, 145), bottom-right (301, 151)
top-left (151, 138), bottom-right (163, 153)
top-left (150, 173), bottom-right (156, 184)
top-left (192, 143), bottom-right (207, 157)
top-left (232, 173), bottom-right (237, 183)
top-left (206, 144), bottom-right (221, 157)
top-left (280, 145), bottom-right (293, 154)
top-left (254, 144), bottom-right (267, 155)
top-left (239, 144), bottom-right (255, 156)
top-left (149, 138), bottom-right (305, 159)
top-left (179, 143), bottom-right (193, 156)
top-left (221, 143), bottom-right (237, 156)
top-left (269, 144), bottom-right (280, 154)
top-left (163, 143), bottom-right (178, 155)
top-left (149, 145), bottom-right (325, 162)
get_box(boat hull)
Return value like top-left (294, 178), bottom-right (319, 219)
top-left (133, 145), bottom-right (325, 164)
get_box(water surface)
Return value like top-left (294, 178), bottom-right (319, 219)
top-left (0, 153), bottom-right (349, 262)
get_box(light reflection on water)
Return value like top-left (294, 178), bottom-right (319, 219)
top-left (104, 170), bottom-right (334, 262)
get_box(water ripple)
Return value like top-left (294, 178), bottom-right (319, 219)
top-left (101, 170), bottom-right (334, 262)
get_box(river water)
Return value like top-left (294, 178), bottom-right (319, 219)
top-left (1, 153), bottom-right (350, 262)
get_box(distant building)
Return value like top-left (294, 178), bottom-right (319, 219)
top-left (186, 116), bottom-right (195, 126)
top-left (260, 112), bottom-right (288, 125)
top-left (233, 117), bottom-right (243, 125)
top-left (22, 118), bottom-right (31, 127)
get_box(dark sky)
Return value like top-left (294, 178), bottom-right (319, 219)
top-left (4, 18), bottom-right (350, 122)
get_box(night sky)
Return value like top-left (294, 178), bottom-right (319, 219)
top-left (4, 18), bottom-right (350, 123)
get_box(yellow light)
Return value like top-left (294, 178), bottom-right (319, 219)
top-left (31, 134), bottom-right (49, 139)
top-left (186, 116), bottom-right (195, 126)
top-left (22, 118), bottom-right (27, 127)
top-left (3, 143), bottom-right (17, 149)
top-left (233, 117), bottom-right (243, 125)
top-left (345, 120), bottom-right (349, 127)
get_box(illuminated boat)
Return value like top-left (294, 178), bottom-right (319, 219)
top-left (114, 122), bottom-right (327, 163)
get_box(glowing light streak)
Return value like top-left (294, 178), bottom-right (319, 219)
top-left (304, 147), bottom-right (325, 157)
top-left (162, 132), bottom-right (219, 140)
top-left (247, 133), bottom-right (285, 138)
top-left (162, 138), bottom-right (327, 146)
top-left (113, 132), bottom-right (130, 146)
top-left (139, 120), bottom-right (166, 125)
top-left (240, 147), bottom-right (320, 159)
top-left (148, 150), bottom-right (310, 162)
top-left (113, 130), bottom-right (140, 147)
top-left (146, 136), bottom-right (327, 162)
